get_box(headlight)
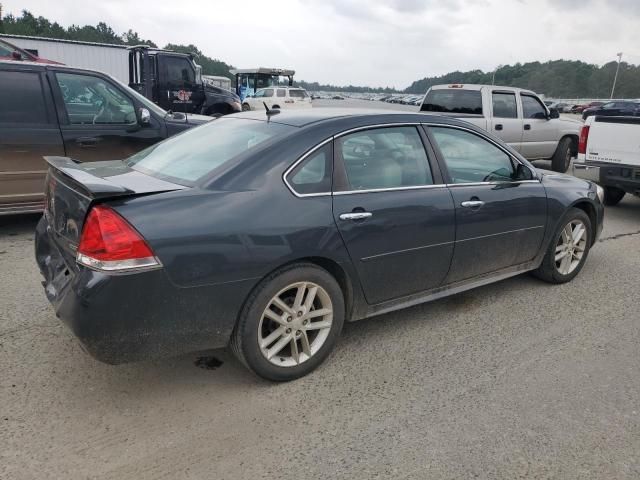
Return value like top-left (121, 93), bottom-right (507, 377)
top-left (596, 184), bottom-right (604, 203)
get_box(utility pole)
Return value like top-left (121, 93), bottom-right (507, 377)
top-left (610, 52), bottom-right (623, 99)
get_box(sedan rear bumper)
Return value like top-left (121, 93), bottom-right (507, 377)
top-left (35, 218), bottom-right (255, 364)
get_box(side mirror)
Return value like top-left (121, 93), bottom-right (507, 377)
top-left (515, 163), bottom-right (534, 181)
top-left (139, 107), bottom-right (151, 125)
top-left (549, 108), bottom-right (560, 119)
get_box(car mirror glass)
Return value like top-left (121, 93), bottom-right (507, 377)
top-left (139, 107), bottom-right (151, 125)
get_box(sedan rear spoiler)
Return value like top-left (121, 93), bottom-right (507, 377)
top-left (44, 156), bottom-right (186, 199)
top-left (45, 156), bottom-right (133, 198)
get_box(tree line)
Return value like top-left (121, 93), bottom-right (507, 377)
top-left (1, 11), bottom-right (638, 97)
top-left (405, 59), bottom-right (639, 99)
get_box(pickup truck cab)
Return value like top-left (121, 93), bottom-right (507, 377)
top-left (0, 60), bottom-right (211, 215)
top-left (573, 115), bottom-right (640, 205)
top-left (420, 84), bottom-right (582, 172)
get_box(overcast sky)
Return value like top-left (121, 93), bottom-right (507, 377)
top-left (3, 0), bottom-right (639, 88)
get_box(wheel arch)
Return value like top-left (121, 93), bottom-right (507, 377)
top-left (237, 256), bottom-right (356, 331)
top-left (570, 200), bottom-right (597, 245)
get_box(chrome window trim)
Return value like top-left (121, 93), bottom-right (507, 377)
top-left (282, 137), bottom-right (333, 198)
top-left (282, 122), bottom-right (541, 198)
top-left (333, 184), bottom-right (447, 195)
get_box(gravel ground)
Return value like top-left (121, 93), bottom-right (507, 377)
top-left (1, 107), bottom-right (638, 478)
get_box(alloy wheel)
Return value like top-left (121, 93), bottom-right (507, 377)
top-left (555, 220), bottom-right (588, 275)
top-left (258, 282), bottom-right (333, 367)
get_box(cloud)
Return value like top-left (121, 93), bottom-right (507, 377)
top-left (2, 0), bottom-right (637, 88)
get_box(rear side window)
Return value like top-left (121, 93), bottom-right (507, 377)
top-left (287, 143), bottom-right (332, 195)
top-left (289, 89), bottom-right (308, 98)
top-left (0, 71), bottom-right (48, 124)
top-left (128, 118), bottom-right (294, 184)
top-left (336, 127), bottom-right (433, 191)
top-left (421, 89), bottom-right (483, 115)
top-left (492, 92), bottom-right (518, 118)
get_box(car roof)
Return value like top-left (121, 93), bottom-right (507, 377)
top-left (0, 59), bottom-right (111, 76)
top-left (231, 107), bottom-right (479, 128)
top-left (430, 84), bottom-right (537, 95)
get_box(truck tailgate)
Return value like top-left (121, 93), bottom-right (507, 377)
top-left (587, 117), bottom-right (640, 167)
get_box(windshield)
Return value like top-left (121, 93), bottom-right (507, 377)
top-left (127, 118), bottom-right (294, 184)
top-left (421, 89), bottom-right (483, 114)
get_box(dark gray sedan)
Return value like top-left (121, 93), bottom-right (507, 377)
top-left (35, 109), bottom-right (604, 381)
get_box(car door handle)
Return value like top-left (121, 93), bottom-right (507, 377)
top-left (76, 137), bottom-right (98, 147)
top-left (495, 124), bottom-right (503, 131)
top-left (461, 200), bottom-right (485, 208)
top-left (524, 124), bottom-right (531, 130)
top-left (339, 212), bottom-right (372, 221)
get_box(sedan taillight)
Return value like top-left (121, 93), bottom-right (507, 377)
top-left (77, 205), bottom-right (160, 272)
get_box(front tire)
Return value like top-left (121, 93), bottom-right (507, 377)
top-left (603, 186), bottom-right (625, 206)
top-left (231, 263), bottom-right (344, 381)
top-left (533, 208), bottom-right (592, 284)
top-left (551, 137), bottom-right (573, 173)
top-left (242, 103), bottom-right (251, 111)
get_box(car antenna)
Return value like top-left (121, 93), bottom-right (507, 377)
top-left (264, 102), bottom-right (280, 120)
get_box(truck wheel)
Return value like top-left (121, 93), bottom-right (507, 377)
top-left (532, 208), bottom-right (592, 284)
top-left (603, 186), bottom-right (625, 206)
top-left (551, 137), bottom-right (573, 173)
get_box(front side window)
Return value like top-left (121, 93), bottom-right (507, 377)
top-left (430, 127), bottom-right (530, 183)
top-left (263, 89), bottom-right (274, 98)
top-left (0, 71), bottom-right (48, 124)
top-left (521, 95), bottom-right (547, 119)
top-left (56, 72), bottom-right (136, 125)
top-left (492, 92), bottom-right (518, 118)
top-left (253, 89), bottom-right (266, 98)
top-left (277, 89), bottom-right (286, 97)
top-left (337, 127), bottom-right (433, 191)
top-left (164, 56), bottom-right (195, 85)
top-left (128, 118), bottom-right (294, 184)
top-left (287, 143), bottom-right (332, 195)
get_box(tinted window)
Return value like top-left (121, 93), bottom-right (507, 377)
top-left (430, 127), bottom-right (530, 183)
top-left (164, 56), bottom-right (195, 85)
top-left (492, 92), bottom-right (518, 118)
top-left (421, 89), bottom-right (483, 115)
top-left (288, 143), bottom-right (332, 194)
top-left (128, 118), bottom-right (294, 184)
top-left (0, 71), bottom-right (48, 124)
top-left (521, 95), bottom-right (547, 119)
top-left (337, 127), bottom-right (433, 191)
top-left (264, 89), bottom-right (274, 97)
top-left (56, 73), bottom-right (136, 125)
top-left (289, 89), bottom-right (308, 98)
top-left (277, 89), bottom-right (286, 97)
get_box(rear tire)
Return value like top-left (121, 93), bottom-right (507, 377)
top-left (231, 263), bottom-right (344, 381)
top-left (532, 208), bottom-right (592, 284)
top-left (551, 137), bottom-right (573, 173)
top-left (603, 186), bottom-right (625, 206)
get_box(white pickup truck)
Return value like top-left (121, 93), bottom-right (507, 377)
top-left (573, 115), bottom-right (640, 205)
top-left (419, 84), bottom-right (582, 172)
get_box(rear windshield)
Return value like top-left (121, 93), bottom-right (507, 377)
top-left (289, 89), bottom-right (308, 98)
top-left (421, 89), bottom-right (483, 115)
top-left (127, 118), bottom-right (294, 184)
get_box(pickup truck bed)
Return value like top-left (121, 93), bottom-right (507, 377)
top-left (573, 115), bottom-right (640, 205)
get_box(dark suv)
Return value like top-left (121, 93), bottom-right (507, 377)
top-left (0, 61), bottom-right (211, 215)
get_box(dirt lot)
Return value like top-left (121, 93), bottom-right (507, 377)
top-left (1, 122), bottom-right (639, 478)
